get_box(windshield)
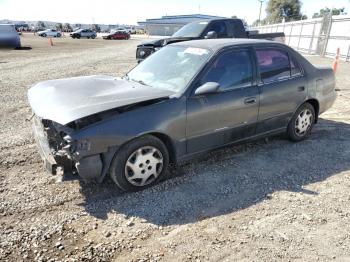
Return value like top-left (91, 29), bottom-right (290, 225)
top-left (0, 25), bottom-right (16, 34)
top-left (172, 21), bottom-right (209, 38)
top-left (127, 45), bottom-right (212, 92)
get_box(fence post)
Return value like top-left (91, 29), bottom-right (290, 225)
top-left (346, 44), bottom-right (350, 62)
top-left (322, 14), bottom-right (333, 57)
top-left (288, 23), bottom-right (293, 45)
top-left (308, 21), bottom-right (317, 54)
top-left (297, 22), bottom-right (304, 50)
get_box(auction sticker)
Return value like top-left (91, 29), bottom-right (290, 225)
top-left (184, 47), bottom-right (209, 56)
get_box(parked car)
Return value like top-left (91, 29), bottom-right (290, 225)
top-left (0, 24), bottom-right (21, 49)
top-left (125, 27), bottom-right (136, 34)
top-left (37, 29), bottom-right (62, 37)
top-left (136, 18), bottom-right (285, 62)
top-left (70, 29), bottom-right (96, 39)
top-left (103, 30), bottom-right (130, 40)
top-left (28, 39), bottom-right (336, 191)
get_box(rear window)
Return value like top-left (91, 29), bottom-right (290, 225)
top-left (256, 49), bottom-right (291, 83)
top-left (0, 24), bottom-right (16, 33)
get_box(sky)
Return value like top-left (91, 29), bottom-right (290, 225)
top-left (0, 0), bottom-right (349, 25)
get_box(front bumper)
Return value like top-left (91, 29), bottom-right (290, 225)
top-left (32, 116), bottom-right (103, 180)
top-left (32, 116), bottom-right (73, 175)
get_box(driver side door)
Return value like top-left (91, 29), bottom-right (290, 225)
top-left (186, 48), bottom-right (259, 154)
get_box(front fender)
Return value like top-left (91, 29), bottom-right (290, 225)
top-left (71, 97), bottom-right (187, 160)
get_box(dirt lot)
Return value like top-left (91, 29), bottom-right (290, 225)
top-left (1, 34), bottom-right (350, 262)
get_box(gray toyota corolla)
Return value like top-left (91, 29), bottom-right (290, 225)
top-left (28, 39), bottom-right (336, 191)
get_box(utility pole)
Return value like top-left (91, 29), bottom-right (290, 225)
top-left (258, 0), bottom-right (265, 25)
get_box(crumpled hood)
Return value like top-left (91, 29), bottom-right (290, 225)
top-left (28, 75), bottom-right (175, 125)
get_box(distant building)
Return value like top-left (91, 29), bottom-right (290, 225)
top-left (138, 14), bottom-right (226, 36)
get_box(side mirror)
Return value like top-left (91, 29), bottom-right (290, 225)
top-left (194, 82), bottom-right (220, 96)
top-left (205, 31), bottom-right (217, 39)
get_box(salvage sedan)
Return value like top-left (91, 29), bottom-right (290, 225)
top-left (28, 39), bottom-right (336, 191)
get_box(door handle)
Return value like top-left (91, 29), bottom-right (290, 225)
top-left (244, 97), bottom-right (257, 105)
top-left (297, 86), bottom-right (305, 92)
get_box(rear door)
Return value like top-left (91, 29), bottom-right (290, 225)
top-left (254, 47), bottom-right (306, 133)
top-left (186, 48), bottom-right (259, 153)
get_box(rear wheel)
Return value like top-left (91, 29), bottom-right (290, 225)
top-left (110, 135), bottom-right (169, 192)
top-left (57, 33), bottom-right (61, 37)
top-left (287, 102), bottom-right (315, 142)
top-left (91, 35), bottom-right (96, 39)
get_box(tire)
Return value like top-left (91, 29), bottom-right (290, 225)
top-left (91, 35), bottom-right (96, 39)
top-left (57, 33), bottom-right (61, 37)
top-left (287, 102), bottom-right (315, 142)
top-left (42, 33), bottom-right (46, 37)
top-left (76, 35), bottom-right (80, 39)
top-left (110, 135), bottom-right (169, 192)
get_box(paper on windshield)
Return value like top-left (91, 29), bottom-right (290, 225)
top-left (184, 47), bottom-right (209, 56)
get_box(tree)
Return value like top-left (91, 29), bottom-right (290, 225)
top-left (36, 21), bottom-right (46, 30)
top-left (55, 23), bottom-right (63, 31)
top-left (92, 24), bottom-right (101, 32)
top-left (265, 0), bottom-right (306, 23)
top-left (252, 19), bottom-right (267, 26)
top-left (63, 23), bottom-right (73, 32)
top-left (312, 7), bottom-right (346, 18)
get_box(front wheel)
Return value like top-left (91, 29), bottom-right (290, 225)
top-left (110, 135), bottom-right (169, 192)
top-left (287, 102), bottom-right (315, 142)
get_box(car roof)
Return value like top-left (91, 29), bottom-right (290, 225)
top-left (0, 24), bottom-right (15, 27)
top-left (171, 38), bottom-right (284, 52)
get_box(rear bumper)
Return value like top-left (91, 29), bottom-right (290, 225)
top-left (0, 38), bottom-right (21, 48)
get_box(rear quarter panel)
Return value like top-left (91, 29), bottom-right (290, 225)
top-left (307, 66), bottom-right (336, 115)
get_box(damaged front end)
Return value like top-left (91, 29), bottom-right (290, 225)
top-left (32, 115), bottom-right (103, 179)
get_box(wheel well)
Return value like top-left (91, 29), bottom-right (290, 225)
top-left (148, 132), bottom-right (176, 164)
top-left (305, 99), bottom-right (319, 123)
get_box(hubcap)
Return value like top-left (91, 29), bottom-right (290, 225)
top-left (124, 146), bottom-right (163, 187)
top-left (295, 109), bottom-right (313, 136)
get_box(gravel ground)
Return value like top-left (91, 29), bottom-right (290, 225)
top-left (1, 34), bottom-right (350, 262)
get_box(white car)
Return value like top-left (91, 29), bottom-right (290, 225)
top-left (37, 29), bottom-right (62, 37)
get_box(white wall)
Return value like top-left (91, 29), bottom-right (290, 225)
top-left (251, 15), bottom-right (350, 61)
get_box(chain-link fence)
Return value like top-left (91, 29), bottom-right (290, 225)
top-left (251, 15), bottom-right (350, 62)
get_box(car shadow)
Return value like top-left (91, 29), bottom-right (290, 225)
top-left (0, 46), bottom-right (32, 51)
top-left (78, 118), bottom-right (350, 225)
top-left (17, 46), bottom-right (32, 50)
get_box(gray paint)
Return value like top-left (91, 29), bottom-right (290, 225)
top-left (28, 39), bottom-right (337, 181)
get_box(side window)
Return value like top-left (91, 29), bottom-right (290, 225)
top-left (200, 50), bottom-right (253, 91)
top-left (290, 55), bottom-right (302, 77)
top-left (256, 49), bottom-right (291, 83)
top-left (206, 21), bottom-right (228, 38)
